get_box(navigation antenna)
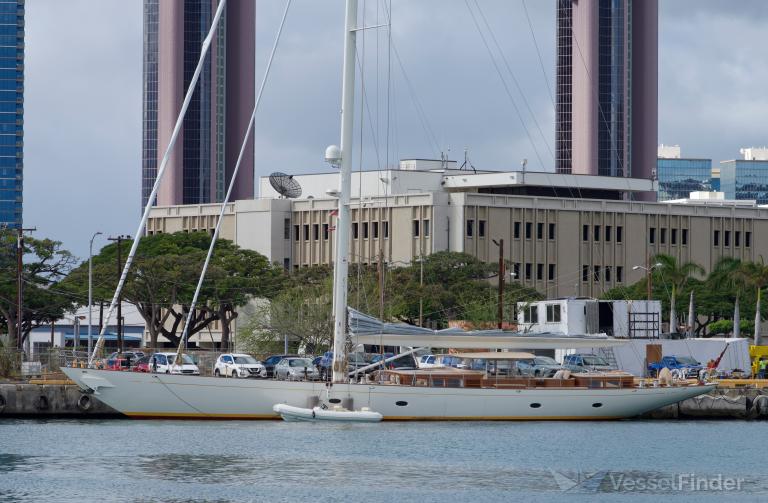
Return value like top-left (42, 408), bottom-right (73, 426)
top-left (269, 172), bottom-right (302, 199)
top-left (460, 147), bottom-right (476, 173)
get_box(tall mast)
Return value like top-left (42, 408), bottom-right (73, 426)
top-left (331, 0), bottom-right (358, 383)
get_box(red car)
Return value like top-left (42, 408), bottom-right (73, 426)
top-left (132, 356), bottom-right (151, 372)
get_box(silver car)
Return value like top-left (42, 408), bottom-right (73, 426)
top-left (274, 357), bottom-right (320, 381)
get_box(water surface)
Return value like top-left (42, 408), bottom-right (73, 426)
top-left (1, 419), bottom-right (765, 502)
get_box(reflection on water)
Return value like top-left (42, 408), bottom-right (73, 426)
top-left (1, 419), bottom-right (767, 502)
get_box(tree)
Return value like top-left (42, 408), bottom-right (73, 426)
top-left (0, 230), bottom-right (76, 349)
top-left (61, 232), bottom-right (286, 350)
top-left (709, 257), bottom-right (750, 338)
top-left (741, 259), bottom-right (768, 344)
top-left (652, 254), bottom-right (704, 333)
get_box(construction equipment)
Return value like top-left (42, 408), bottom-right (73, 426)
top-left (749, 345), bottom-right (768, 377)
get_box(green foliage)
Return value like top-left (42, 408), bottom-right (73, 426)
top-left (60, 232), bottom-right (286, 349)
top-left (0, 229), bottom-right (76, 348)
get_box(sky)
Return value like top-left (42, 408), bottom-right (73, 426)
top-left (22, 0), bottom-right (768, 259)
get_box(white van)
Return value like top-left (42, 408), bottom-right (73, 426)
top-left (150, 352), bottom-right (200, 375)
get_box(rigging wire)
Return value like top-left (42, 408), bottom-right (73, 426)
top-left (463, 0), bottom-right (546, 170)
top-left (521, 0), bottom-right (554, 107)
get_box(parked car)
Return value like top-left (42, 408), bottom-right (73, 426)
top-left (437, 355), bottom-right (469, 369)
top-left (416, 354), bottom-right (444, 369)
top-left (214, 353), bottom-right (266, 378)
top-left (274, 357), bottom-right (319, 381)
top-left (132, 355), bottom-right (151, 373)
top-left (562, 354), bottom-right (614, 373)
top-left (648, 355), bottom-right (703, 378)
top-left (105, 351), bottom-right (145, 369)
top-left (262, 354), bottom-right (299, 378)
top-left (149, 352), bottom-right (200, 375)
top-left (515, 356), bottom-right (564, 377)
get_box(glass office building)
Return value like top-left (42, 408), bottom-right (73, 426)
top-left (0, 0), bottom-right (22, 229)
top-left (656, 158), bottom-right (714, 201)
top-left (720, 160), bottom-right (768, 205)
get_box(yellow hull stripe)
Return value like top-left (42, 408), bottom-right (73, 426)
top-left (124, 411), bottom-right (624, 421)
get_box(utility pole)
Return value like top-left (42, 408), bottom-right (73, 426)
top-left (108, 235), bottom-right (130, 354)
top-left (418, 255), bottom-right (424, 327)
top-left (646, 255), bottom-right (652, 301)
top-left (493, 239), bottom-right (505, 329)
top-left (15, 226), bottom-right (36, 353)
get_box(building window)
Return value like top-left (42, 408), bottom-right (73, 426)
top-left (303, 224), bottom-right (309, 241)
top-left (593, 266), bottom-right (600, 282)
top-left (548, 264), bottom-right (555, 281)
top-left (682, 229), bottom-right (688, 245)
top-left (746, 231), bottom-right (752, 247)
top-left (582, 225), bottom-right (589, 241)
top-left (412, 220), bottom-right (420, 237)
top-left (617, 266), bottom-right (624, 283)
top-left (373, 222), bottom-right (379, 239)
top-left (524, 305), bottom-right (538, 324)
top-left (671, 229), bottom-right (677, 245)
top-left (360, 222), bottom-right (367, 239)
top-left (735, 231), bottom-right (741, 247)
top-left (294, 225), bottom-right (300, 241)
top-left (525, 263), bottom-right (532, 280)
top-left (713, 230), bottom-right (719, 246)
top-left (594, 225), bottom-right (600, 242)
top-left (537, 223), bottom-right (544, 240)
top-left (283, 257), bottom-right (290, 270)
top-left (466, 220), bottom-right (474, 237)
top-left (323, 223), bottom-right (329, 240)
top-left (546, 304), bottom-right (561, 323)
top-left (514, 221), bottom-right (521, 239)
top-left (478, 220), bottom-right (486, 237)
top-left (313, 224), bottom-right (319, 240)
top-left (283, 218), bottom-right (290, 240)
top-left (660, 228), bottom-right (666, 244)
top-left (352, 223), bottom-right (359, 239)
top-left (548, 223), bottom-right (556, 240)
top-left (616, 226), bottom-right (623, 243)
top-left (605, 266), bottom-right (612, 282)
top-left (383, 221), bottom-right (389, 238)
top-left (513, 263), bottom-right (520, 279)
top-left (537, 264), bottom-right (543, 281)
top-left (724, 230), bottom-right (730, 247)
top-left (605, 225), bottom-right (612, 242)
top-left (423, 220), bottom-right (430, 237)
top-left (649, 227), bottom-right (656, 244)
top-left (525, 222), bottom-right (532, 239)
top-left (582, 265), bottom-right (589, 282)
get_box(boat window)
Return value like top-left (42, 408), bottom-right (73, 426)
top-left (530, 403), bottom-right (542, 408)
top-left (329, 398), bottom-right (341, 404)
top-left (592, 403), bottom-right (603, 408)
top-left (395, 401), bottom-right (408, 406)
top-left (234, 356), bottom-right (258, 364)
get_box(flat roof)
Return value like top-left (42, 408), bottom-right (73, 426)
top-left (441, 170), bottom-right (657, 193)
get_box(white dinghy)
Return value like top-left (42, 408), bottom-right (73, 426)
top-left (273, 403), bottom-right (383, 423)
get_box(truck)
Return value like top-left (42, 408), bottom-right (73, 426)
top-left (647, 355), bottom-right (703, 378)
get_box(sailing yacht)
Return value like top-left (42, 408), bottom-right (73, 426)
top-left (62, 0), bottom-right (715, 420)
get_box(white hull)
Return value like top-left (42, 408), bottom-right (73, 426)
top-left (62, 368), bottom-right (714, 421)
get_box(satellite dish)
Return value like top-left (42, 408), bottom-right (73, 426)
top-left (269, 172), bottom-right (302, 199)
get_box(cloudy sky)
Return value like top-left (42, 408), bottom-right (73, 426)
top-left (23, 0), bottom-right (768, 259)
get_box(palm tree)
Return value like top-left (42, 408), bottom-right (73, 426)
top-left (654, 254), bottom-right (704, 334)
top-left (742, 259), bottom-right (768, 345)
top-left (709, 257), bottom-right (750, 338)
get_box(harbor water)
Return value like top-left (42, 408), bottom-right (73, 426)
top-left (1, 419), bottom-right (767, 502)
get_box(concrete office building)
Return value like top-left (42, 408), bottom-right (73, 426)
top-left (0, 0), bottom-right (23, 228)
top-left (555, 0), bottom-right (657, 188)
top-left (720, 148), bottom-right (768, 205)
top-left (656, 145), bottom-right (714, 201)
top-left (141, 0), bottom-right (255, 208)
top-left (146, 160), bottom-right (768, 299)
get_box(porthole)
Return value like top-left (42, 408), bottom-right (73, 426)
top-left (592, 402), bottom-right (603, 408)
top-left (395, 401), bottom-right (408, 407)
top-left (328, 398), bottom-right (341, 404)
top-left (530, 403), bottom-right (542, 408)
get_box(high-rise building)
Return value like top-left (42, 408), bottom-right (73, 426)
top-left (555, 0), bottom-right (657, 186)
top-left (0, 0), bottom-right (23, 229)
top-left (142, 0), bottom-right (255, 208)
top-left (720, 148), bottom-right (768, 205)
top-left (656, 145), bottom-right (714, 201)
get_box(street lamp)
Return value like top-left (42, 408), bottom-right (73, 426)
top-left (88, 231), bottom-right (103, 356)
top-left (73, 315), bottom-right (86, 351)
top-left (632, 262), bottom-right (663, 301)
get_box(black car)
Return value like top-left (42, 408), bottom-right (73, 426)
top-left (262, 354), bottom-right (300, 378)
